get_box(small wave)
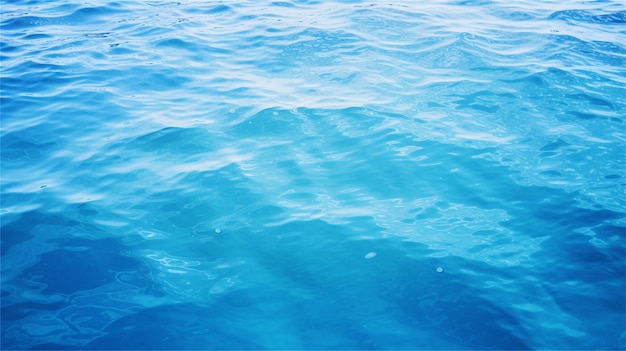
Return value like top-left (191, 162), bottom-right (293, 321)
top-left (1, 1), bottom-right (624, 350)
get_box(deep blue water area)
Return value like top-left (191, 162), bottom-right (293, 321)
top-left (1, 1), bottom-right (625, 350)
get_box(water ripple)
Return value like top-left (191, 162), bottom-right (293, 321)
top-left (1, 1), bottom-right (624, 350)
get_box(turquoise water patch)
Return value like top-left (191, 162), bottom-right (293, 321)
top-left (1, 1), bottom-right (625, 350)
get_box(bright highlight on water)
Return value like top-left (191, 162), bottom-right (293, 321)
top-left (1, 1), bottom-right (624, 350)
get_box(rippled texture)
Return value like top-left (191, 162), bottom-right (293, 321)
top-left (1, 1), bottom-right (625, 350)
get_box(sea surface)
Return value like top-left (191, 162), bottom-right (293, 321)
top-left (1, 0), bottom-right (625, 350)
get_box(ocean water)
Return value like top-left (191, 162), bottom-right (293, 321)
top-left (1, 0), bottom-right (625, 350)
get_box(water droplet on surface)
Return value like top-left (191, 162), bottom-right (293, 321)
top-left (272, 111), bottom-right (278, 116)
top-left (215, 228), bottom-right (221, 234)
top-left (365, 252), bottom-right (377, 259)
top-left (436, 267), bottom-right (443, 273)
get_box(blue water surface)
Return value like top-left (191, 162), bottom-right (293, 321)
top-left (1, 0), bottom-right (625, 350)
